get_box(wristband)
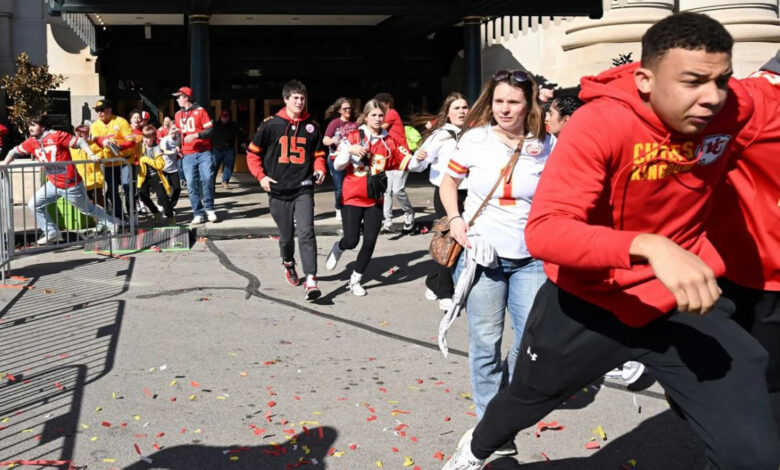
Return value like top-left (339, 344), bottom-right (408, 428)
top-left (449, 215), bottom-right (463, 222)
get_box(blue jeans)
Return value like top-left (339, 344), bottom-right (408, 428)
top-left (103, 165), bottom-right (124, 218)
top-left (28, 181), bottom-right (119, 237)
top-left (454, 255), bottom-right (546, 419)
top-left (181, 151), bottom-right (215, 216)
top-left (327, 156), bottom-right (345, 210)
top-left (213, 148), bottom-right (235, 184)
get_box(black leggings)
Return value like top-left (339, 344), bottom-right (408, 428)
top-left (339, 204), bottom-right (382, 275)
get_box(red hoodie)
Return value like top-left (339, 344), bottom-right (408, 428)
top-left (708, 70), bottom-right (780, 291)
top-left (525, 63), bottom-right (755, 326)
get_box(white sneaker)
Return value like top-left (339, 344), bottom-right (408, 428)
top-left (326, 241), bottom-right (343, 271)
top-left (442, 428), bottom-right (485, 470)
top-left (403, 212), bottom-right (415, 231)
top-left (206, 210), bottom-right (218, 222)
top-left (348, 272), bottom-right (366, 297)
top-left (438, 298), bottom-right (453, 310)
top-left (156, 204), bottom-right (164, 213)
top-left (37, 232), bottom-right (63, 245)
top-left (335, 209), bottom-right (342, 221)
top-left (425, 288), bottom-right (438, 301)
top-left (190, 215), bottom-right (205, 225)
top-left (381, 219), bottom-right (395, 233)
top-left (493, 439), bottom-right (517, 456)
top-left (621, 361), bottom-right (646, 384)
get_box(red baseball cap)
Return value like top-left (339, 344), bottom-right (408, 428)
top-left (172, 86), bottom-right (193, 98)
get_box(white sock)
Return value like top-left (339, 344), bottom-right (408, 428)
top-left (306, 274), bottom-right (316, 285)
top-left (350, 271), bottom-right (362, 284)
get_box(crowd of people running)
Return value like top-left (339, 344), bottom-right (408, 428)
top-left (1, 10), bottom-right (779, 469)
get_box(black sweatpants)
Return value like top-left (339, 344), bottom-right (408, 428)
top-left (339, 204), bottom-right (382, 275)
top-left (471, 281), bottom-right (780, 469)
top-left (161, 171), bottom-right (181, 218)
top-left (269, 192), bottom-right (317, 276)
top-left (720, 278), bottom-right (780, 393)
top-left (424, 186), bottom-right (467, 298)
top-left (138, 172), bottom-right (166, 215)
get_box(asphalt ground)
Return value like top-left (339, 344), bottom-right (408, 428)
top-left (1, 178), bottom-right (779, 470)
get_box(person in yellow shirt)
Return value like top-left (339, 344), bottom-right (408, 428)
top-left (70, 125), bottom-right (104, 195)
top-left (89, 99), bottom-right (136, 219)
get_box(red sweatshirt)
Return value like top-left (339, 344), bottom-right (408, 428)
top-left (525, 63), bottom-right (755, 326)
top-left (708, 70), bottom-right (780, 291)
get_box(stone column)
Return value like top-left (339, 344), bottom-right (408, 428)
top-left (464, 16), bottom-right (483, 104)
top-left (188, 13), bottom-right (210, 107)
top-left (0, 0), bottom-right (13, 122)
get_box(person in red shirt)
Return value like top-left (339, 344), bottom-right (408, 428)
top-left (174, 86), bottom-right (217, 225)
top-left (324, 99), bottom-right (412, 296)
top-left (374, 93), bottom-right (415, 232)
top-left (708, 52), bottom-right (780, 393)
top-left (442, 13), bottom-right (780, 470)
top-left (0, 114), bottom-right (119, 244)
top-left (0, 121), bottom-right (8, 153)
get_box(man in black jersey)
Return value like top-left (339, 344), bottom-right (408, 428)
top-left (247, 80), bottom-right (327, 301)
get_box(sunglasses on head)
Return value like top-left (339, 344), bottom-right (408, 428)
top-left (492, 69), bottom-right (530, 84)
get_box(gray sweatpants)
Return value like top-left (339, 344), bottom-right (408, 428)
top-left (268, 192), bottom-right (317, 276)
top-left (383, 170), bottom-right (413, 221)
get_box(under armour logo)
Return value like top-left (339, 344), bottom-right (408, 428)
top-left (527, 346), bottom-right (538, 361)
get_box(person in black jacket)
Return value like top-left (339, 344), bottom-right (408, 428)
top-left (246, 80), bottom-right (327, 301)
top-left (211, 109), bottom-right (240, 190)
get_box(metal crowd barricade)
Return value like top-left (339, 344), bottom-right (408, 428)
top-left (0, 157), bottom-right (135, 282)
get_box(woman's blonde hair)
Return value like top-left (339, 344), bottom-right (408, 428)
top-left (462, 71), bottom-right (546, 141)
top-left (357, 99), bottom-right (387, 126)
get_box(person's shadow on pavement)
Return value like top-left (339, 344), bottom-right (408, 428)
top-left (122, 426), bottom-right (338, 469)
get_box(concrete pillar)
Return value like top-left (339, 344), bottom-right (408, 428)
top-left (188, 13), bottom-right (210, 107)
top-left (463, 16), bottom-right (483, 104)
top-left (0, 0), bottom-right (13, 122)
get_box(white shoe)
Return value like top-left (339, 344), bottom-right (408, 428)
top-left (494, 439), bottom-right (517, 456)
top-left (206, 210), bottom-right (218, 222)
top-left (438, 298), bottom-right (453, 310)
top-left (442, 428), bottom-right (484, 470)
top-left (621, 361), bottom-right (645, 384)
top-left (403, 212), bottom-right (415, 231)
top-left (37, 232), bottom-right (63, 245)
top-left (190, 215), bottom-right (205, 225)
top-left (348, 272), bottom-right (366, 297)
top-left (326, 241), bottom-right (343, 271)
top-left (425, 288), bottom-right (438, 301)
top-left (335, 209), bottom-right (342, 221)
top-left (381, 220), bottom-right (395, 233)
top-left (156, 204), bottom-right (164, 213)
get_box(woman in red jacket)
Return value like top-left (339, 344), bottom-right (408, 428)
top-left (325, 99), bottom-right (413, 296)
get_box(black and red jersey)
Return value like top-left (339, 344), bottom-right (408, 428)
top-left (246, 108), bottom-right (326, 200)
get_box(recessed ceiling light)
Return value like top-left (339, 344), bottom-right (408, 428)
top-left (291, 17), bottom-right (300, 21)
top-left (246, 16), bottom-right (254, 20)
top-left (136, 16), bottom-right (143, 20)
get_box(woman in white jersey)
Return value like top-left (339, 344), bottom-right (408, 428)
top-left (408, 92), bottom-right (469, 310)
top-left (439, 70), bottom-right (554, 455)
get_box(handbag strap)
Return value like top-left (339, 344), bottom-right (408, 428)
top-left (466, 144), bottom-right (522, 227)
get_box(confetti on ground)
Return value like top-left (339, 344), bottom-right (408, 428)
top-left (585, 441), bottom-right (601, 450)
top-left (592, 425), bottom-right (607, 441)
top-left (536, 420), bottom-right (565, 437)
top-left (403, 456), bottom-right (414, 466)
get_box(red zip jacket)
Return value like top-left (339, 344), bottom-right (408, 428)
top-left (708, 70), bottom-right (780, 291)
top-left (525, 63), bottom-right (755, 326)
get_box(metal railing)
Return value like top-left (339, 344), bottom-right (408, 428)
top-left (0, 158), bottom-right (135, 282)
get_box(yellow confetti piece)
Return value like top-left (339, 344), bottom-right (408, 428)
top-left (1, 418), bottom-right (9, 423)
top-left (229, 456), bottom-right (239, 461)
top-left (216, 396), bottom-right (227, 400)
top-left (112, 392), bottom-right (116, 399)
top-left (102, 458), bottom-right (115, 463)
top-left (379, 321), bottom-right (389, 327)
top-left (189, 395), bottom-right (197, 401)
top-left (170, 380), bottom-right (178, 386)
top-left (388, 400), bottom-right (399, 404)
top-left (134, 415), bottom-right (140, 421)
top-left (408, 386), bottom-right (419, 390)
top-left (229, 352), bottom-right (238, 357)
top-left (90, 436), bottom-right (99, 442)
top-left (193, 428), bottom-right (202, 433)
top-left (22, 429), bottom-right (34, 433)
top-left (302, 445), bottom-right (311, 455)
top-left (468, 404), bottom-right (475, 410)
top-left (376, 461), bottom-right (384, 467)
top-left (333, 451), bottom-right (345, 457)
top-left (80, 424), bottom-right (89, 429)
top-left (149, 367), bottom-right (156, 372)
top-left (299, 421), bottom-right (319, 426)
top-left (95, 406), bottom-right (102, 412)
top-left (403, 456), bottom-right (414, 467)
top-left (460, 393), bottom-right (472, 399)
top-left (592, 425), bottom-right (607, 441)
top-left (312, 411), bottom-right (322, 415)
top-left (626, 459), bottom-right (637, 467)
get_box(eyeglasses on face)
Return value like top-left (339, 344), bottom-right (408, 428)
top-left (492, 69), bottom-right (530, 84)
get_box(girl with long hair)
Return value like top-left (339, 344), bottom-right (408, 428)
top-left (322, 97), bottom-right (358, 221)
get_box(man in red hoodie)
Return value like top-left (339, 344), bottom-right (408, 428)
top-left (442, 13), bottom-right (779, 470)
top-left (246, 80), bottom-right (327, 301)
top-left (708, 52), bottom-right (780, 394)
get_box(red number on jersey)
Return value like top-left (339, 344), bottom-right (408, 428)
top-left (278, 136), bottom-right (307, 164)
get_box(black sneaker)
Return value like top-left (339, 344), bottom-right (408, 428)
top-left (283, 261), bottom-right (300, 286)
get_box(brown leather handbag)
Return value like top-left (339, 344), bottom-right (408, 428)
top-left (429, 145), bottom-right (522, 268)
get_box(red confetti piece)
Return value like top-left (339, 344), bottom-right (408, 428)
top-left (392, 409), bottom-right (410, 415)
top-left (379, 387), bottom-right (387, 393)
top-left (280, 419), bottom-right (288, 425)
top-left (444, 416), bottom-right (451, 421)
top-left (134, 434), bottom-right (147, 438)
top-left (366, 415), bottom-right (377, 422)
top-left (585, 441), bottom-right (601, 450)
top-left (120, 422), bottom-right (127, 428)
top-left (434, 451), bottom-right (445, 460)
top-left (394, 424), bottom-right (408, 431)
top-left (328, 448), bottom-right (336, 456)
top-left (391, 447), bottom-right (399, 453)
top-left (170, 397), bottom-right (176, 402)
top-left (416, 379), bottom-right (424, 384)
top-left (535, 420), bottom-right (565, 437)
top-left (134, 443), bottom-right (142, 455)
top-left (435, 381), bottom-right (445, 385)
top-left (294, 396), bottom-right (301, 400)
top-left (55, 382), bottom-right (63, 390)
top-left (411, 436), bottom-right (418, 442)
top-left (35, 435), bottom-right (42, 441)
top-left (318, 427), bottom-right (324, 439)
top-left (6, 374), bottom-right (16, 382)
top-left (399, 431), bottom-right (407, 437)
top-left (349, 443), bottom-right (358, 450)
top-left (466, 411), bottom-right (477, 417)
top-left (101, 421), bottom-right (111, 427)
top-left (156, 432), bottom-right (165, 438)
top-left (368, 357), bottom-right (376, 361)
top-left (153, 443), bottom-right (161, 451)
top-left (368, 407), bottom-right (376, 413)
top-left (283, 428), bottom-right (296, 435)
top-left (541, 451), bottom-right (551, 461)
top-left (264, 411), bottom-right (273, 423)
top-left (190, 381), bottom-right (200, 387)
top-left (144, 388), bottom-right (152, 398)
top-left (302, 426), bottom-right (310, 435)
top-left (180, 428), bottom-right (187, 433)
top-left (263, 361), bottom-right (276, 366)
top-left (267, 401), bottom-right (277, 407)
